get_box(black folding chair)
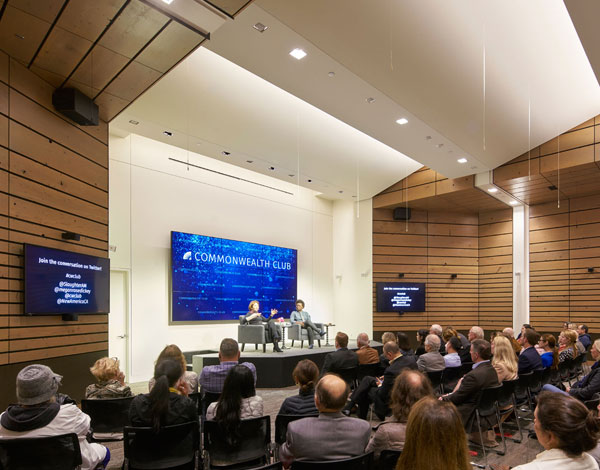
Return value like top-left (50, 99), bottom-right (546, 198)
top-left (584, 393), bottom-right (600, 411)
top-left (460, 362), bottom-right (474, 376)
top-left (81, 396), bottom-right (135, 441)
top-left (378, 449), bottom-right (402, 470)
top-left (426, 369), bottom-right (443, 394)
top-left (496, 379), bottom-right (523, 443)
top-left (357, 363), bottom-right (383, 382)
top-left (123, 421), bottom-right (200, 470)
top-left (569, 355), bottom-right (585, 384)
top-left (0, 433), bottom-right (82, 470)
top-left (336, 367), bottom-right (359, 389)
top-left (558, 358), bottom-right (573, 383)
top-left (472, 384), bottom-right (505, 467)
top-left (274, 414), bottom-right (318, 459)
top-left (201, 391), bottom-right (221, 420)
top-left (290, 452), bottom-right (373, 469)
top-left (204, 416), bottom-right (270, 469)
top-left (528, 369), bottom-right (543, 400)
top-left (441, 366), bottom-right (462, 393)
top-left (514, 371), bottom-right (533, 412)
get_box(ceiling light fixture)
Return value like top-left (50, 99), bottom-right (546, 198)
top-left (366, 97), bottom-right (375, 104)
top-left (289, 48), bottom-right (307, 60)
top-left (328, 71), bottom-right (335, 77)
top-left (396, 118), bottom-right (408, 125)
top-left (307, 179), bottom-right (312, 182)
top-left (253, 22), bottom-right (268, 33)
top-left (338, 190), bottom-right (344, 194)
top-left (161, 0), bottom-right (174, 4)
top-left (457, 158), bottom-right (467, 164)
top-left (509, 200), bottom-right (518, 205)
top-left (163, 131), bottom-right (172, 136)
top-left (269, 166), bottom-right (275, 170)
top-left (221, 151), bottom-right (230, 156)
top-left (129, 120), bottom-right (139, 125)
top-left (246, 160), bottom-right (253, 163)
top-left (488, 187), bottom-right (498, 193)
top-left (288, 174), bottom-right (294, 177)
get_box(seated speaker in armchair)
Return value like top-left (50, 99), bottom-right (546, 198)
top-left (243, 300), bottom-right (283, 353)
top-left (289, 299), bottom-right (325, 349)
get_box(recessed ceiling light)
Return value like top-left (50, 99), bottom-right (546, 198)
top-left (269, 166), bottom-right (275, 170)
top-left (328, 71), bottom-right (335, 77)
top-left (221, 151), bottom-right (230, 156)
top-left (457, 158), bottom-right (467, 164)
top-left (425, 135), bottom-right (432, 140)
top-left (366, 97), bottom-right (375, 104)
top-left (161, 0), bottom-right (174, 4)
top-left (163, 131), bottom-right (172, 136)
top-left (488, 187), bottom-right (498, 193)
top-left (253, 22), bottom-right (268, 33)
top-left (246, 160), bottom-right (253, 163)
top-left (396, 118), bottom-right (408, 125)
top-left (338, 190), bottom-right (344, 194)
top-left (289, 48), bottom-right (307, 60)
top-left (435, 143), bottom-right (444, 148)
top-left (548, 185), bottom-right (558, 191)
top-left (509, 200), bottom-right (518, 205)
top-left (307, 179), bottom-right (312, 183)
top-left (129, 120), bottom-right (139, 125)
top-left (288, 174), bottom-right (294, 177)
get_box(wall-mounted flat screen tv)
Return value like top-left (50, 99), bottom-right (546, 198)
top-left (376, 282), bottom-right (426, 312)
top-left (171, 231), bottom-right (298, 322)
top-left (24, 244), bottom-right (110, 315)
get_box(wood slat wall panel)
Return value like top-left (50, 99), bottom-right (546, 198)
top-left (0, 50), bottom-right (108, 375)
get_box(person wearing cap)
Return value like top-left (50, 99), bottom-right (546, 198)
top-left (0, 364), bottom-right (109, 470)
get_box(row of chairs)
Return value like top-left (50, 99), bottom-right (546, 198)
top-left (425, 361), bottom-right (475, 394)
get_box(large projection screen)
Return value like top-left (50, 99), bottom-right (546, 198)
top-left (171, 231), bottom-right (298, 322)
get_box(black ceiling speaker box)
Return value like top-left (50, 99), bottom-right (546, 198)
top-left (393, 207), bottom-right (411, 221)
top-left (52, 88), bottom-right (99, 126)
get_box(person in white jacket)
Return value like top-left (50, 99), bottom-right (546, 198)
top-left (0, 364), bottom-right (109, 470)
top-left (499, 391), bottom-right (600, 470)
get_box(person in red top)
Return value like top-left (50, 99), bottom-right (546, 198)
top-left (356, 333), bottom-right (380, 365)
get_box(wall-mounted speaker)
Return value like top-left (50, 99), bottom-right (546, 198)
top-left (393, 207), bottom-right (411, 221)
top-left (52, 88), bottom-right (99, 126)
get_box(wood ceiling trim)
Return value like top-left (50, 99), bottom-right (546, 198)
top-left (27, 0), bottom-right (69, 68)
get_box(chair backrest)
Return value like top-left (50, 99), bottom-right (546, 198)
top-left (239, 315), bottom-right (247, 325)
top-left (336, 367), bottom-right (358, 386)
top-left (426, 369), bottom-right (443, 389)
top-left (275, 414), bottom-right (318, 445)
top-left (497, 379), bottom-right (518, 409)
top-left (201, 391), bottom-right (221, 417)
top-left (123, 421), bottom-right (200, 469)
top-left (442, 366), bottom-right (462, 386)
top-left (559, 358), bottom-right (573, 380)
top-left (187, 391), bottom-right (201, 415)
top-left (529, 369), bottom-right (543, 394)
top-left (357, 363), bottom-right (383, 381)
top-left (0, 433), bottom-right (82, 470)
top-left (81, 396), bottom-right (135, 434)
top-left (290, 452), bottom-right (373, 469)
top-left (460, 362), bottom-right (474, 376)
top-left (515, 371), bottom-right (533, 400)
top-left (378, 449), bottom-right (402, 470)
top-left (250, 463), bottom-right (283, 470)
top-left (476, 384), bottom-right (502, 417)
top-left (584, 393), bottom-right (600, 411)
top-left (204, 416), bottom-right (270, 467)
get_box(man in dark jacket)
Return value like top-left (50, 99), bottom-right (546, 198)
top-left (517, 328), bottom-right (543, 374)
top-left (320, 332), bottom-right (358, 376)
top-left (578, 324), bottom-right (592, 351)
top-left (343, 341), bottom-right (418, 420)
top-left (441, 339), bottom-right (499, 438)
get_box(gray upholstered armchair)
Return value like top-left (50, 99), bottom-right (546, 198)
top-left (288, 322), bottom-right (323, 348)
top-left (237, 315), bottom-right (282, 353)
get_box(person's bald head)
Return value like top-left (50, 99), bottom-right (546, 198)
top-left (357, 333), bottom-right (370, 347)
top-left (315, 374), bottom-right (350, 412)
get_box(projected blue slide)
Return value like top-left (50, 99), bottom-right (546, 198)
top-left (171, 231), bottom-right (298, 322)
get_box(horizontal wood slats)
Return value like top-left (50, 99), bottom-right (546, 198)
top-left (0, 50), bottom-right (108, 366)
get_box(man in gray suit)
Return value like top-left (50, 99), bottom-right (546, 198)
top-left (416, 334), bottom-right (446, 372)
top-left (280, 374), bottom-right (370, 467)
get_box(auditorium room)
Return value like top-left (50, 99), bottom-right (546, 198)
top-left (2, 1), bottom-right (600, 469)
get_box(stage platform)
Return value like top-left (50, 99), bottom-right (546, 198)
top-left (192, 341), bottom-right (383, 388)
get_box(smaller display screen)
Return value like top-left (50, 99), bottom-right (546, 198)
top-left (376, 282), bottom-right (426, 312)
top-left (24, 244), bottom-right (110, 315)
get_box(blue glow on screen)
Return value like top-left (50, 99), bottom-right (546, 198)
top-left (171, 231), bottom-right (298, 322)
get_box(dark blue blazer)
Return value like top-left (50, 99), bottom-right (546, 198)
top-left (518, 346), bottom-right (543, 374)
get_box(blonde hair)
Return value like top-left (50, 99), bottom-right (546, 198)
top-left (90, 357), bottom-right (120, 382)
top-left (492, 336), bottom-right (518, 377)
top-left (561, 330), bottom-right (579, 358)
top-left (442, 327), bottom-right (459, 342)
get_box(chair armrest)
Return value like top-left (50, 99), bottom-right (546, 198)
top-left (238, 325), bottom-right (266, 344)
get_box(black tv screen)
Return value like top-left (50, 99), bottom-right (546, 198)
top-left (24, 244), bottom-right (110, 315)
top-left (171, 231), bottom-right (298, 322)
top-left (376, 282), bottom-right (426, 312)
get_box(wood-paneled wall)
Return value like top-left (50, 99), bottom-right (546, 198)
top-left (0, 51), bottom-right (108, 406)
top-left (372, 207), bottom-right (512, 334)
top-left (530, 194), bottom-right (600, 332)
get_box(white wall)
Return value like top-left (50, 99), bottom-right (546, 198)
top-left (332, 199), bottom-right (373, 339)
top-left (110, 134), bottom-right (336, 382)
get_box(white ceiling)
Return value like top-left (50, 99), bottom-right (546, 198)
top-left (112, 0), bottom-right (600, 200)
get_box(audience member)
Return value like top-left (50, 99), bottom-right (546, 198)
top-left (0, 365), bottom-right (109, 470)
top-left (395, 397), bottom-right (471, 470)
top-left (355, 333), bottom-right (379, 364)
top-left (206, 365), bottom-right (263, 450)
top-left (344, 341), bottom-right (418, 420)
top-left (503, 327), bottom-right (523, 356)
top-left (396, 332), bottom-right (414, 356)
top-left (366, 369), bottom-right (433, 460)
top-left (539, 334), bottom-right (559, 370)
top-left (85, 356), bottom-right (132, 399)
top-left (415, 329), bottom-right (428, 356)
top-left (244, 300), bottom-right (283, 352)
top-left (558, 330), bottom-right (579, 363)
top-left (501, 392), bottom-right (600, 470)
top-left (441, 339), bottom-right (500, 444)
top-left (199, 338), bottom-right (257, 393)
top-left (429, 324), bottom-right (446, 354)
top-left (543, 339), bottom-right (600, 402)
top-left (578, 324), bottom-right (592, 351)
top-left (321, 332), bottom-right (358, 376)
top-left (444, 326), bottom-right (471, 349)
top-left (518, 328), bottom-right (543, 374)
top-left (130, 359), bottom-right (198, 432)
top-left (444, 336), bottom-right (463, 367)
top-left (279, 375), bottom-right (370, 467)
top-left (379, 331), bottom-right (397, 367)
top-left (289, 299), bottom-right (324, 349)
top-left (416, 334), bottom-right (445, 372)
top-left (278, 359), bottom-right (319, 415)
top-left (565, 323), bottom-right (587, 355)
top-left (469, 326), bottom-right (485, 342)
top-left (517, 323), bottom-right (532, 340)
top-left (148, 344), bottom-right (198, 394)
top-left (492, 335), bottom-right (518, 382)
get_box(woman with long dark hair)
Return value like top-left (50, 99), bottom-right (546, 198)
top-left (415, 329), bottom-right (429, 356)
top-left (129, 359), bottom-right (197, 432)
top-left (206, 365), bottom-right (263, 446)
